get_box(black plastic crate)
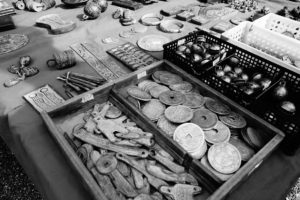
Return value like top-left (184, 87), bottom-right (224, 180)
top-left (163, 30), bottom-right (235, 76)
top-left (249, 69), bottom-right (300, 154)
top-left (200, 48), bottom-right (283, 106)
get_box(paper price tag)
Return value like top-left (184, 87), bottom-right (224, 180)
top-left (137, 71), bottom-right (147, 80)
top-left (81, 93), bottom-right (94, 103)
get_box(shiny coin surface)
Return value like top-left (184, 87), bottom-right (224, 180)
top-left (170, 81), bottom-right (193, 93)
top-left (183, 93), bottom-right (205, 109)
top-left (229, 137), bottom-right (255, 162)
top-left (173, 123), bottom-right (205, 152)
top-left (142, 99), bottom-right (166, 121)
top-left (191, 108), bottom-right (218, 130)
top-left (127, 96), bottom-right (140, 109)
top-left (127, 86), bottom-right (151, 101)
top-left (204, 121), bottom-right (231, 144)
top-left (149, 85), bottom-right (170, 98)
top-left (205, 99), bottom-right (231, 115)
top-left (208, 142), bottom-right (241, 174)
top-left (201, 156), bottom-right (233, 182)
top-left (220, 112), bottom-right (247, 129)
top-left (159, 91), bottom-right (185, 106)
top-left (138, 80), bottom-right (159, 93)
top-left (106, 105), bottom-right (122, 119)
top-left (241, 127), bottom-right (266, 150)
top-left (157, 115), bottom-right (178, 137)
top-left (164, 105), bottom-right (193, 123)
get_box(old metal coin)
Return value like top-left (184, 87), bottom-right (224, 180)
top-left (201, 156), bottom-right (233, 182)
top-left (127, 96), bottom-right (140, 109)
top-left (191, 108), bottom-right (218, 130)
top-left (157, 115), bottom-right (178, 137)
top-left (220, 112), bottom-right (247, 129)
top-left (149, 85), bottom-right (170, 99)
top-left (138, 80), bottom-right (159, 93)
top-left (241, 127), bottom-right (266, 150)
top-left (169, 81), bottom-right (193, 93)
top-left (159, 91), bottom-right (185, 106)
top-left (159, 73), bottom-right (183, 86)
top-left (205, 99), bottom-right (231, 115)
top-left (208, 142), bottom-right (241, 174)
top-left (142, 99), bottom-right (166, 121)
top-left (229, 137), bottom-right (255, 162)
top-left (106, 105), bottom-right (122, 119)
top-left (164, 105), bottom-right (193, 123)
top-left (127, 86), bottom-right (151, 101)
top-left (204, 121), bottom-right (231, 144)
top-left (183, 93), bottom-right (205, 108)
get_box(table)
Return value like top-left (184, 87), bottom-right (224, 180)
top-left (1, 0), bottom-right (300, 200)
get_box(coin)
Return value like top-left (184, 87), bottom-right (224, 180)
top-left (159, 91), bottom-right (185, 106)
top-left (106, 105), bottom-right (122, 119)
top-left (191, 108), bottom-right (218, 130)
top-left (173, 123), bottom-right (205, 152)
top-left (201, 156), bottom-right (233, 182)
top-left (204, 121), bottom-right (231, 144)
top-left (208, 142), bottom-right (241, 174)
top-left (170, 81), bottom-right (193, 93)
top-left (205, 99), bottom-right (231, 115)
top-left (183, 93), bottom-right (205, 108)
top-left (127, 86), bottom-right (151, 101)
top-left (157, 115), bottom-right (178, 137)
top-left (159, 73), bottom-right (183, 85)
top-left (229, 137), bottom-right (255, 162)
top-left (220, 112), bottom-right (247, 129)
top-left (127, 96), bottom-right (140, 109)
top-left (241, 127), bottom-right (266, 150)
top-left (138, 80), bottom-right (159, 93)
top-left (149, 85), bottom-right (170, 98)
top-left (164, 105), bottom-right (193, 123)
top-left (142, 99), bottom-right (166, 121)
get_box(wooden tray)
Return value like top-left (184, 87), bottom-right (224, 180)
top-left (112, 60), bottom-right (285, 200)
top-left (40, 75), bottom-right (213, 200)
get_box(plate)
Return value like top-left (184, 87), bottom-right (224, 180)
top-left (0, 34), bottom-right (29, 55)
top-left (137, 35), bottom-right (170, 52)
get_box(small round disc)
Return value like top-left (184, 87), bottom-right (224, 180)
top-left (127, 86), bottom-right (151, 101)
top-left (127, 96), bottom-right (140, 109)
top-left (220, 112), bottom-right (247, 129)
top-left (159, 91), bottom-right (185, 106)
top-left (204, 121), bottom-right (231, 144)
top-left (208, 142), bottom-right (241, 174)
top-left (183, 93), bottom-right (205, 109)
top-left (142, 99), bottom-right (166, 121)
top-left (119, 30), bottom-right (134, 38)
top-left (138, 80), bottom-right (159, 92)
top-left (149, 85), bottom-right (170, 98)
top-left (169, 81), bottom-right (193, 93)
top-left (131, 25), bottom-right (148, 33)
top-left (106, 105), bottom-right (122, 119)
top-left (241, 127), bottom-right (266, 150)
top-left (164, 105), bottom-right (193, 123)
top-left (159, 73), bottom-right (183, 85)
top-left (229, 137), bottom-right (255, 162)
top-left (157, 115), bottom-right (178, 137)
top-left (191, 108), bottom-right (218, 130)
top-left (205, 99), bottom-right (231, 115)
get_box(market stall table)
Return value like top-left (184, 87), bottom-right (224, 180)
top-left (1, 0), bottom-right (300, 200)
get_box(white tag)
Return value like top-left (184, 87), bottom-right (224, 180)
top-left (81, 93), bottom-right (94, 103)
top-left (137, 71), bottom-right (147, 79)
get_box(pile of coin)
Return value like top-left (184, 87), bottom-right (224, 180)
top-left (124, 70), bottom-right (268, 181)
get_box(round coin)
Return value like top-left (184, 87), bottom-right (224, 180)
top-left (204, 121), bottom-right (231, 144)
top-left (127, 86), bottom-right (152, 101)
top-left (157, 115), bottom-right (178, 137)
top-left (229, 137), bottom-right (255, 162)
top-left (127, 96), bottom-right (140, 109)
top-left (208, 142), bottom-right (241, 174)
top-left (170, 81), bottom-right (193, 93)
top-left (164, 105), bottom-right (193, 123)
top-left (220, 112), bottom-right (247, 129)
top-left (105, 105), bottom-right (122, 119)
top-left (142, 99), bottom-right (166, 121)
top-left (159, 73), bottom-right (183, 85)
top-left (205, 99), bottom-right (231, 115)
top-left (191, 108), bottom-right (218, 130)
top-left (150, 85), bottom-right (170, 98)
top-left (241, 127), bottom-right (266, 150)
top-left (173, 123), bottom-right (205, 152)
top-left (159, 91), bottom-right (185, 106)
top-left (183, 93), bottom-right (205, 109)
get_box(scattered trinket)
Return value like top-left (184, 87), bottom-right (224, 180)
top-left (36, 14), bottom-right (76, 34)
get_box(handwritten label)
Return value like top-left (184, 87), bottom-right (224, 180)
top-left (137, 71), bottom-right (147, 80)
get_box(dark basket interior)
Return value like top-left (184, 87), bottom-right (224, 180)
top-left (200, 48), bottom-right (283, 107)
top-left (163, 30), bottom-right (235, 75)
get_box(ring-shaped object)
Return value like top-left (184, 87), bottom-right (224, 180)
top-left (159, 20), bottom-right (184, 33)
top-left (141, 13), bottom-right (164, 26)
